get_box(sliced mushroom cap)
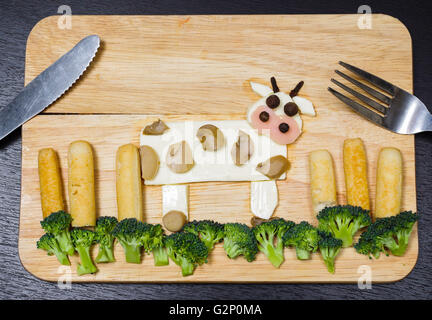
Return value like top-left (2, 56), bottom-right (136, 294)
top-left (163, 210), bottom-right (187, 232)
top-left (256, 155), bottom-right (290, 179)
top-left (143, 119), bottom-right (169, 135)
top-left (231, 130), bottom-right (254, 166)
top-left (139, 145), bottom-right (159, 180)
top-left (166, 140), bottom-right (194, 173)
top-left (196, 124), bottom-right (225, 151)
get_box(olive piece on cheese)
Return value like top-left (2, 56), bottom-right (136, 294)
top-left (284, 102), bottom-right (299, 116)
top-left (166, 140), bottom-right (194, 173)
top-left (196, 124), bottom-right (225, 151)
top-left (143, 119), bottom-right (169, 135)
top-left (163, 210), bottom-right (187, 232)
top-left (231, 130), bottom-right (254, 166)
top-left (256, 155), bottom-right (290, 179)
top-left (279, 123), bottom-right (290, 133)
top-left (139, 145), bottom-right (159, 180)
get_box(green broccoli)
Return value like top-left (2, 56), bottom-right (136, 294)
top-left (37, 233), bottom-right (70, 266)
top-left (144, 224), bottom-right (169, 266)
top-left (317, 205), bottom-right (372, 247)
top-left (252, 218), bottom-right (295, 268)
top-left (40, 210), bottom-right (74, 255)
top-left (223, 223), bottom-right (258, 262)
top-left (165, 232), bottom-right (208, 276)
top-left (355, 211), bottom-right (418, 258)
top-left (318, 231), bottom-right (343, 274)
top-left (95, 216), bottom-right (118, 263)
top-left (282, 221), bottom-right (319, 260)
top-left (182, 220), bottom-right (224, 253)
top-left (112, 218), bottom-right (146, 264)
top-left (70, 228), bottom-right (98, 275)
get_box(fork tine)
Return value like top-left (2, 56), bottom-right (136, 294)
top-left (339, 61), bottom-right (398, 96)
top-left (331, 78), bottom-right (387, 114)
top-left (335, 70), bottom-right (392, 105)
top-left (328, 87), bottom-right (384, 126)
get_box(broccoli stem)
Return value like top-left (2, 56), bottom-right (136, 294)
top-left (295, 247), bottom-right (311, 260)
top-left (120, 243), bottom-right (142, 263)
top-left (391, 229), bottom-right (413, 256)
top-left (152, 246), bottom-right (169, 266)
top-left (75, 246), bottom-right (97, 275)
top-left (95, 244), bottom-right (115, 263)
top-left (333, 229), bottom-right (353, 248)
top-left (323, 258), bottom-right (335, 274)
top-left (179, 257), bottom-right (195, 276)
top-left (56, 232), bottom-right (75, 255)
top-left (260, 243), bottom-right (284, 268)
top-left (53, 248), bottom-right (71, 266)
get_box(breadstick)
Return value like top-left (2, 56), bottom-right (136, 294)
top-left (68, 141), bottom-right (96, 227)
top-left (116, 144), bottom-right (143, 221)
top-left (309, 150), bottom-right (337, 214)
top-left (375, 147), bottom-right (403, 219)
top-left (38, 148), bottom-right (64, 218)
top-left (343, 138), bottom-right (370, 210)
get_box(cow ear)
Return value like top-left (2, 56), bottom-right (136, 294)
top-left (292, 96), bottom-right (316, 116)
top-left (250, 81), bottom-right (273, 97)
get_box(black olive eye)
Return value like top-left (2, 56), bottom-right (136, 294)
top-left (266, 95), bottom-right (280, 109)
top-left (279, 123), bottom-right (290, 133)
top-left (284, 102), bottom-right (299, 116)
top-left (259, 111), bottom-right (270, 122)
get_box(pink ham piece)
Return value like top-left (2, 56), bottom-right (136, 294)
top-left (250, 105), bottom-right (301, 145)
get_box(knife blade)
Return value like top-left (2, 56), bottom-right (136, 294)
top-left (0, 35), bottom-right (100, 141)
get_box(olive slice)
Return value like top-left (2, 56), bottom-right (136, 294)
top-left (139, 145), bottom-right (159, 180)
top-left (166, 141), bottom-right (194, 173)
top-left (231, 130), bottom-right (254, 166)
top-left (143, 119), bottom-right (169, 135)
top-left (196, 124), bottom-right (225, 151)
top-left (256, 155), bottom-right (290, 179)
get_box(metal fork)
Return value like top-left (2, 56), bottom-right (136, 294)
top-left (328, 61), bottom-right (431, 134)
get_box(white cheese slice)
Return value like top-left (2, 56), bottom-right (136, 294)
top-left (162, 184), bottom-right (189, 219)
top-left (140, 120), bottom-right (287, 185)
top-left (250, 180), bottom-right (278, 219)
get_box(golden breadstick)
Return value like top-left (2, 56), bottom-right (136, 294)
top-left (68, 141), bottom-right (96, 227)
top-left (343, 138), bottom-right (370, 210)
top-left (375, 147), bottom-right (403, 219)
top-left (116, 144), bottom-right (143, 221)
top-left (309, 150), bottom-right (337, 214)
top-left (38, 148), bottom-right (65, 218)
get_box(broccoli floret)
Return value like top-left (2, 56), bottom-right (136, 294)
top-left (148, 224), bottom-right (169, 266)
top-left (165, 232), bottom-right (208, 276)
top-left (95, 216), bottom-right (118, 263)
top-left (283, 221), bottom-right (319, 260)
top-left (317, 205), bottom-right (371, 247)
top-left (183, 220), bottom-right (224, 253)
top-left (252, 218), bottom-right (295, 268)
top-left (70, 228), bottom-right (98, 275)
top-left (355, 211), bottom-right (418, 258)
top-left (40, 210), bottom-right (74, 255)
top-left (112, 218), bottom-right (146, 264)
top-left (37, 234), bottom-right (70, 266)
top-left (318, 231), bottom-right (343, 273)
top-left (223, 223), bottom-right (258, 262)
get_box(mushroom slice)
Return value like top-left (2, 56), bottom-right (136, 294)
top-left (166, 140), bottom-right (194, 173)
top-left (143, 119), bottom-right (170, 135)
top-left (196, 124), bottom-right (225, 151)
top-left (231, 130), bottom-right (254, 166)
top-left (163, 210), bottom-right (187, 232)
top-left (256, 155), bottom-right (290, 179)
top-left (139, 145), bottom-right (159, 180)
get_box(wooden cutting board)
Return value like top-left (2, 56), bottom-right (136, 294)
top-left (19, 15), bottom-right (417, 282)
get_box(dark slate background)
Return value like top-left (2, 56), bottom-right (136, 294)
top-left (0, 0), bottom-right (431, 300)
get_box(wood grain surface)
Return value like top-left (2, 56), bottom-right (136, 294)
top-left (19, 14), bottom-right (417, 283)
top-left (1, 0), bottom-right (432, 301)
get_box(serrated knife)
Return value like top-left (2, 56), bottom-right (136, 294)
top-left (0, 35), bottom-right (100, 141)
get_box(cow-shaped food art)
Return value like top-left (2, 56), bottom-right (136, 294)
top-left (140, 78), bottom-right (315, 231)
